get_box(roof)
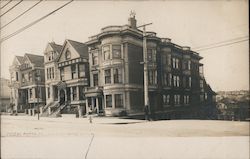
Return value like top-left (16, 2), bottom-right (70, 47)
top-left (49, 42), bottom-right (62, 53)
top-left (205, 83), bottom-right (217, 95)
top-left (25, 53), bottom-right (44, 67)
top-left (67, 39), bottom-right (88, 58)
top-left (16, 56), bottom-right (24, 64)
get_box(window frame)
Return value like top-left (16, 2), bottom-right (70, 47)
top-left (114, 94), bottom-right (123, 108)
top-left (106, 95), bottom-right (112, 108)
top-left (104, 69), bottom-right (111, 84)
top-left (112, 45), bottom-right (122, 59)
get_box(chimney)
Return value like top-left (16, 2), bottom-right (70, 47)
top-left (128, 11), bottom-right (137, 29)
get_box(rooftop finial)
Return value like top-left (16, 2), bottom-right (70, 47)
top-left (130, 10), bottom-right (136, 18)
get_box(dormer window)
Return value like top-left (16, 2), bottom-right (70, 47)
top-left (65, 49), bottom-right (71, 60)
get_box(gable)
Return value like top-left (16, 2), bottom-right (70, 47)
top-left (44, 43), bottom-right (54, 55)
top-left (23, 55), bottom-right (32, 66)
top-left (57, 41), bottom-right (81, 63)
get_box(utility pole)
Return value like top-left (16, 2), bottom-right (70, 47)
top-left (138, 23), bottom-right (152, 116)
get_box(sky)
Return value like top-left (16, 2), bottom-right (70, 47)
top-left (0, 0), bottom-right (249, 91)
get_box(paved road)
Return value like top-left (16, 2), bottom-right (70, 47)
top-left (1, 115), bottom-right (249, 159)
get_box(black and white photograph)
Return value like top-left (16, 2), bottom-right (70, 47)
top-left (0, 0), bottom-right (249, 159)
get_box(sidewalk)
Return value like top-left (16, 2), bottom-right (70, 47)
top-left (1, 113), bottom-right (145, 124)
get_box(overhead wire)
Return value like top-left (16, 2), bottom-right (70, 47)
top-left (0, 0), bottom-right (13, 9)
top-left (1, 0), bottom-right (43, 29)
top-left (0, 0), bottom-right (23, 18)
top-left (0, 0), bottom-right (74, 43)
top-left (194, 38), bottom-right (249, 51)
top-left (193, 36), bottom-right (249, 50)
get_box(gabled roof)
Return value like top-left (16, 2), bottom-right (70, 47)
top-left (25, 53), bottom-right (44, 67)
top-left (16, 56), bottom-right (24, 64)
top-left (67, 39), bottom-right (88, 58)
top-left (49, 42), bottom-right (62, 53)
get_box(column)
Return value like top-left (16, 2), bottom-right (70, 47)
top-left (70, 87), bottom-right (73, 101)
top-left (85, 98), bottom-right (89, 115)
top-left (76, 64), bottom-right (79, 78)
top-left (96, 98), bottom-right (99, 114)
top-left (65, 88), bottom-right (67, 102)
top-left (76, 86), bottom-right (79, 101)
top-left (78, 105), bottom-right (82, 117)
top-left (91, 98), bottom-right (95, 110)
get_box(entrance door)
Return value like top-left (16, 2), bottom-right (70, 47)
top-left (98, 97), bottom-right (103, 113)
top-left (59, 89), bottom-right (65, 105)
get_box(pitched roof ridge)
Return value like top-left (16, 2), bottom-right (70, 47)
top-left (67, 39), bottom-right (86, 45)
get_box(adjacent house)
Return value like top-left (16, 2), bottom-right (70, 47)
top-left (9, 53), bottom-right (45, 115)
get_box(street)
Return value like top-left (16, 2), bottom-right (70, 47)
top-left (1, 115), bottom-right (249, 159)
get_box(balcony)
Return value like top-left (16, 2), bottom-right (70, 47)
top-left (85, 86), bottom-right (103, 97)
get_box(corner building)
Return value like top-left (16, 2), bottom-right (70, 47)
top-left (85, 15), bottom-right (216, 118)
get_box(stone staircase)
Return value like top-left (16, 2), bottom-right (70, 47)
top-left (40, 101), bottom-right (59, 117)
top-left (50, 103), bottom-right (68, 117)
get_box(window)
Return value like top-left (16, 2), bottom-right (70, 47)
top-left (168, 73), bottom-right (172, 86)
top-left (163, 72), bottom-right (167, 85)
top-left (172, 57), bottom-right (179, 69)
top-left (172, 58), bottom-right (176, 68)
top-left (104, 69), bottom-right (111, 84)
top-left (78, 64), bottom-right (86, 78)
top-left (184, 95), bottom-right (190, 105)
top-left (112, 45), bottom-right (121, 59)
top-left (115, 94), bottom-right (123, 108)
top-left (103, 45), bottom-right (110, 60)
top-left (47, 68), bottom-right (49, 80)
top-left (147, 49), bottom-right (156, 62)
top-left (205, 93), bottom-right (208, 100)
top-left (71, 64), bottom-right (77, 79)
top-left (29, 88), bottom-right (33, 99)
top-left (79, 86), bottom-right (85, 100)
top-left (65, 49), bottom-right (71, 60)
top-left (188, 77), bottom-right (192, 88)
top-left (188, 61), bottom-right (191, 70)
top-left (148, 70), bottom-right (157, 85)
top-left (173, 75), bottom-right (180, 87)
top-left (60, 68), bottom-right (64, 81)
top-left (47, 87), bottom-right (50, 98)
top-left (52, 67), bottom-right (54, 79)
top-left (93, 73), bottom-right (98, 86)
top-left (174, 95), bottom-right (180, 105)
top-left (114, 68), bottom-right (122, 83)
top-left (16, 72), bottom-right (19, 81)
top-left (22, 74), bottom-right (25, 83)
top-left (200, 80), bottom-right (204, 89)
top-left (72, 87), bottom-right (77, 100)
top-left (200, 94), bottom-right (204, 102)
top-left (106, 95), bottom-right (112, 108)
top-left (163, 94), bottom-right (170, 105)
top-left (28, 72), bottom-right (32, 81)
top-left (167, 54), bottom-right (171, 66)
top-left (92, 52), bottom-right (98, 65)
